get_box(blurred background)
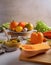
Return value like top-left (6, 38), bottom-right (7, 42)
top-left (0, 0), bottom-right (51, 26)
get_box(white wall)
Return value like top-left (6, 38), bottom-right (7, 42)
top-left (0, 0), bottom-right (51, 26)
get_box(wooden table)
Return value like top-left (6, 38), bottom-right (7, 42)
top-left (19, 49), bottom-right (51, 65)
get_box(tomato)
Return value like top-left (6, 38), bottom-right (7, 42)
top-left (30, 32), bottom-right (44, 44)
top-left (18, 22), bottom-right (26, 28)
top-left (43, 31), bottom-right (51, 39)
top-left (10, 20), bottom-right (18, 30)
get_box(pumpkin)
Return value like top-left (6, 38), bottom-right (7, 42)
top-left (20, 44), bottom-right (50, 51)
top-left (20, 45), bottom-right (35, 51)
top-left (30, 32), bottom-right (44, 44)
top-left (20, 44), bottom-right (50, 57)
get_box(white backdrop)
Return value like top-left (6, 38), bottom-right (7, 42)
top-left (0, 0), bottom-right (51, 26)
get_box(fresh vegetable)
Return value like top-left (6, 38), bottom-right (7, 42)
top-left (2, 23), bottom-right (10, 29)
top-left (20, 45), bottom-right (35, 51)
top-left (30, 32), bottom-right (44, 44)
top-left (20, 43), bottom-right (50, 51)
top-left (26, 37), bottom-right (47, 43)
top-left (20, 43), bottom-right (50, 57)
top-left (35, 20), bottom-right (51, 32)
top-left (43, 31), bottom-right (51, 39)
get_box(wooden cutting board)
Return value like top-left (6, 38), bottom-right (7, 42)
top-left (19, 49), bottom-right (51, 65)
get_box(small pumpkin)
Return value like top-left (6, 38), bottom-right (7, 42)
top-left (30, 32), bottom-right (44, 44)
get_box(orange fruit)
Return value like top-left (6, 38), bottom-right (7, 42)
top-left (16, 26), bottom-right (23, 32)
top-left (18, 22), bottom-right (26, 28)
top-left (10, 20), bottom-right (18, 31)
top-left (26, 23), bottom-right (33, 31)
